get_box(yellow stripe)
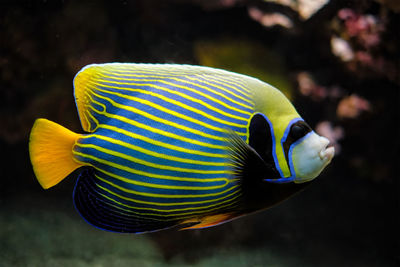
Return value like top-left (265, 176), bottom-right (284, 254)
top-left (102, 69), bottom-right (253, 97)
top-left (165, 77), bottom-right (253, 110)
top-left (97, 124), bottom-right (228, 158)
top-left (96, 183), bottom-right (239, 213)
top-left (89, 89), bottom-right (233, 144)
top-left (76, 143), bottom-right (228, 175)
top-left (103, 64), bottom-right (252, 94)
top-left (95, 172), bottom-right (240, 199)
top-left (82, 110), bottom-right (91, 131)
top-left (82, 134), bottom-right (227, 167)
top-left (91, 75), bottom-right (251, 121)
top-left (87, 100), bottom-right (228, 151)
top-left (90, 84), bottom-right (248, 131)
top-left (89, 83), bottom-right (248, 131)
top-left (108, 64), bottom-right (203, 76)
top-left (84, 109), bottom-right (95, 131)
top-left (97, 190), bottom-right (241, 221)
top-left (99, 70), bottom-right (254, 110)
top-left (94, 174), bottom-right (240, 207)
top-left (73, 151), bottom-right (230, 188)
top-left (185, 75), bottom-right (253, 103)
top-left (85, 91), bottom-right (106, 112)
top-left (96, 77), bottom-right (252, 116)
top-left (105, 64), bottom-right (231, 80)
top-left (82, 91), bottom-right (103, 131)
top-left (199, 74), bottom-right (252, 95)
top-left (96, 183), bottom-right (242, 217)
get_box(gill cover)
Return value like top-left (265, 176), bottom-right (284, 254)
top-left (248, 79), bottom-right (301, 181)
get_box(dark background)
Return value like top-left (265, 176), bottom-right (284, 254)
top-left (0, 0), bottom-right (398, 266)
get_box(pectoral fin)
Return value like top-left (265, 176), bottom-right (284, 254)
top-left (226, 131), bottom-right (277, 182)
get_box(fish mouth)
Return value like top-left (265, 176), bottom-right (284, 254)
top-left (319, 142), bottom-right (335, 162)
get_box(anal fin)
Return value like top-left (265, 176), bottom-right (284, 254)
top-left (73, 168), bottom-right (178, 234)
top-left (180, 213), bottom-right (234, 230)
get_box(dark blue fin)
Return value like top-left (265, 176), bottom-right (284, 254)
top-left (227, 129), bottom-right (280, 183)
top-left (73, 168), bottom-right (178, 234)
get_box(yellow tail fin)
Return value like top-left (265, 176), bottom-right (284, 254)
top-left (29, 118), bottom-right (83, 189)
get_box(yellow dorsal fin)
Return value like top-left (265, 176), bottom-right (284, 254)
top-left (73, 65), bottom-right (99, 132)
top-left (29, 118), bottom-right (83, 189)
top-left (72, 63), bottom-right (255, 133)
top-left (180, 213), bottom-right (234, 230)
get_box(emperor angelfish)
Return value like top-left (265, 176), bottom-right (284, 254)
top-left (29, 63), bottom-right (334, 233)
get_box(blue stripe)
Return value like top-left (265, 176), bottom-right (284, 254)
top-left (95, 176), bottom-right (239, 210)
top-left (101, 71), bottom-right (254, 103)
top-left (75, 145), bottom-right (227, 179)
top-left (74, 152), bottom-right (228, 188)
top-left (94, 182), bottom-right (239, 214)
top-left (96, 81), bottom-right (251, 121)
top-left (79, 135), bottom-right (227, 171)
top-left (91, 128), bottom-right (228, 163)
top-left (95, 115), bottom-right (228, 155)
top-left (91, 170), bottom-right (235, 197)
top-left (90, 93), bottom-right (234, 146)
top-left (182, 75), bottom-right (254, 102)
top-left (100, 75), bottom-right (254, 113)
top-left (92, 87), bottom-right (248, 134)
top-left (264, 118), bottom-right (303, 184)
top-left (281, 118), bottom-right (303, 144)
top-left (94, 172), bottom-right (239, 204)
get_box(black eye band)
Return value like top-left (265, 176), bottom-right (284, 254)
top-left (283, 121), bottom-right (312, 162)
top-left (248, 113), bottom-right (281, 178)
top-left (290, 124), bottom-right (308, 140)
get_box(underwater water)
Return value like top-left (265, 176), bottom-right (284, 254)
top-left (1, 0), bottom-right (398, 266)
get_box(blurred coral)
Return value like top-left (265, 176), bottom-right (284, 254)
top-left (263, 0), bottom-right (329, 20)
top-left (330, 8), bottom-right (399, 83)
top-left (338, 8), bottom-right (383, 48)
top-left (330, 36), bottom-right (355, 62)
top-left (336, 94), bottom-right (371, 119)
top-left (297, 72), bottom-right (326, 100)
top-left (315, 121), bottom-right (344, 154)
top-left (248, 7), bottom-right (293, 28)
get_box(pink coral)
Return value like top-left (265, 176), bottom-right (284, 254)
top-left (337, 8), bottom-right (383, 49)
top-left (336, 94), bottom-right (371, 119)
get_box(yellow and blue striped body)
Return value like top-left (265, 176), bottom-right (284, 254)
top-left (71, 64), bottom-right (259, 232)
top-left (29, 63), bottom-right (333, 233)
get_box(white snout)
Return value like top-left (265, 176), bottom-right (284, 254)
top-left (318, 136), bottom-right (335, 162)
top-left (291, 132), bottom-right (335, 183)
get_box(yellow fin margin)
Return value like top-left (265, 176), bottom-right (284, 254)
top-left (29, 119), bottom-right (83, 189)
top-left (180, 213), bottom-right (234, 230)
top-left (73, 64), bottom-right (99, 132)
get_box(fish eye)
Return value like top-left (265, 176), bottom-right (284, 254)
top-left (290, 124), bottom-right (307, 140)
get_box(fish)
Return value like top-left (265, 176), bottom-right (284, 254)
top-left (29, 63), bottom-right (334, 233)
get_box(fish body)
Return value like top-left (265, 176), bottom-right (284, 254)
top-left (29, 63), bottom-right (334, 233)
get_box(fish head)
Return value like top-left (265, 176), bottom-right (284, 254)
top-left (246, 80), bottom-right (334, 183)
